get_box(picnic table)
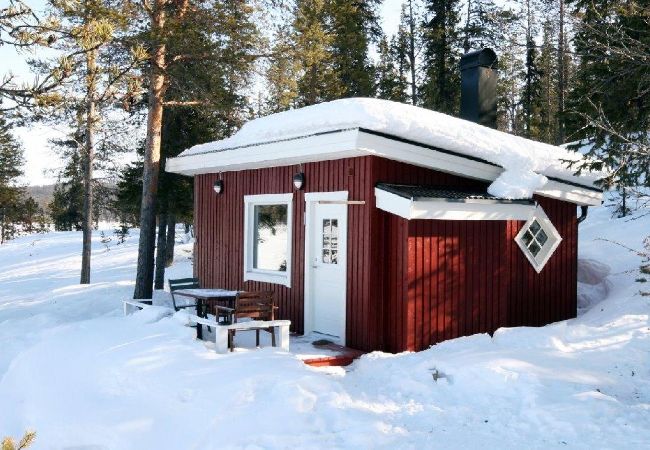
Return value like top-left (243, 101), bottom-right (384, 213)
top-left (173, 288), bottom-right (240, 339)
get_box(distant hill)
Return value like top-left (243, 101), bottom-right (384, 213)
top-left (25, 183), bottom-right (119, 222)
top-left (25, 184), bottom-right (55, 211)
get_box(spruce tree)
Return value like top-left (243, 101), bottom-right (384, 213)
top-left (329, 0), bottom-right (382, 98)
top-left (461, 0), bottom-right (510, 52)
top-left (397, 0), bottom-right (422, 105)
top-left (293, 0), bottom-right (342, 106)
top-left (0, 111), bottom-right (24, 244)
top-left (265, 24), bottom-right (300, 112)
top-left (496, 18), bottom-right (525, 133)
top-left (376, 35), bottom-right (409, 102)
top-left (49, 148), bottom-right (84, 232)
top-left (537, 19), bottom-right (558, 144)
top-left (520, 0), bottom-right (543, 139)
top-left (567, 0), bottom-right (649, 193)
top-left (420, 0), bottom-right (461, 114)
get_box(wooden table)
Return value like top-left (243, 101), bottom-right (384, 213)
top-left (173, 288), bottom-right (241, 339)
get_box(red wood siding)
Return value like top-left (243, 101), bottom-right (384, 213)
top-left (506, 196), bottom-right (578, 328)
top-left (382, 197), bottom-right (577, 353)
top-left (194, 157), bottom-right (375, 349)
top-left (193, 154), bottom-right (579, 353)
top-left (369, 157), bottom-right (490, 351)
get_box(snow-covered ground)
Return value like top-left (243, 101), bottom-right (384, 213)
top-left (1, 200), bottom-right (649, 449)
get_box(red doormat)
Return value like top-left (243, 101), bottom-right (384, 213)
top-left (302, 341), bottom-right (365, 367)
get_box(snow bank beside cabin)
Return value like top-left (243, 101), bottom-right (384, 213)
top-left (0, 194), bottom-right (649, 449)
top-left (182, 98), bottom-right (604, 198)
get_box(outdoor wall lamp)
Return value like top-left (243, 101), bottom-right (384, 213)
top-left (293, 172), bottom-right (305, 190)
top-left (213, 179), bottom-right (224, 194)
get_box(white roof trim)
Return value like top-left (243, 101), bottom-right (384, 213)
top-left (375, 187), bottom-right (536, 221)
top-left (534, 180), bottom-right (603, 206)
top-left (167, 128), bottom-right (603, 207)
top-left (166, 129), bottom-right (362, 176)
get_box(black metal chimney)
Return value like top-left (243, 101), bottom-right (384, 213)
top-left (460, 48), bottom-right (498, 129)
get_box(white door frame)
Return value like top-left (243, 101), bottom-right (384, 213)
top-left (303, 191), bottom-right (348, 344)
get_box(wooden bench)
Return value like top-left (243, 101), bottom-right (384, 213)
top-left (191, 315), bottom-right (291, 353)
top-left (215, 291), bottom-right (278, 346)
top-left (123, 300), bottom-right (290, 354)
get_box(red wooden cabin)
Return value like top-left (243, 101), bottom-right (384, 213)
top-left (167, 50), bottom-right (603, 353)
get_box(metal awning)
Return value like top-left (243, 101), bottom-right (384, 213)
top-left (375, 183), bottom-right (536, 221)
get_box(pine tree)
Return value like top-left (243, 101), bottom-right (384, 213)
top-left (16, 0), bottom-right (144, 283)
top-left (0, 2), bottom-right (75, 108)
top-left (1, 430), bottom-right (36, 450)
top-left (421, 0), bottom-right (461, 114)
top-left (133, 0), bottom-right (260, 299)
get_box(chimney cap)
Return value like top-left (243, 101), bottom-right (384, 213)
top-left (460, 48), bottom-right (498, 71)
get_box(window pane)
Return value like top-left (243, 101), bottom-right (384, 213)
top-left (529, 241), bottom-right (541, 257)
top-left (536, 229), bottom-right (548, 246)
top-left (253, 204), bottom-right (288, 271)
top-left (529, 220), bottom-right (541, 235)
top-left (321, 218), bottom-right (339, 265)
top-left (522, 230), bottom-right (534, 246)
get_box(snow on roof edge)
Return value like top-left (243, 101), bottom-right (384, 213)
top-left (178, 98), bottom-right (606, 199)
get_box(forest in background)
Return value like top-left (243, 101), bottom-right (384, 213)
top-left (0, 0), bottom-right (647, 296)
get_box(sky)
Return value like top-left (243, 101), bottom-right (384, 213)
top-left (1, 0), bottom-right (404, 186)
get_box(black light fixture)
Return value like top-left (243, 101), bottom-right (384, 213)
top-left (213, 178), bottom-right (223, 195)
top-left (293, 171), bottom-right (305, 190)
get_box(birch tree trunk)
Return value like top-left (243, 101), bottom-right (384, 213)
top-left (80, 48), bottom-right (97, 285)
top-left (133, 0), bottom-right (167, 300)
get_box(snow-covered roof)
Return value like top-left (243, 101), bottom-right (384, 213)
top-left (173, 98), bottom-right (605, 200)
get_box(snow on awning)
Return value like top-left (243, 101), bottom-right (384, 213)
top-left (375, 183), bottom-right (536, 221)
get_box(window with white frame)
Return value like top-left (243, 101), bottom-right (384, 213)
top-left (243, 193), bottom-right (293, 286)
top-left (515, 207), bottom-right (562, 273)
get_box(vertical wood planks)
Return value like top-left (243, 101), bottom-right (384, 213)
top-left (193, 155), bottom-right (579, 353)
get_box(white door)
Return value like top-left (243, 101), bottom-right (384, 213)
top-left (305, 192), bottom-right (348, 343)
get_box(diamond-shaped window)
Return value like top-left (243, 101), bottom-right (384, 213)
top-left (515, 208), bottom-right (562, 273)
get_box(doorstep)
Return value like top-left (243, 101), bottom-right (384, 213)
top-left (300, 340), bottom-right (365, 367)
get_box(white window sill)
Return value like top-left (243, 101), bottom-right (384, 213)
top-left (244, 270), bottom-right (291, 288)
